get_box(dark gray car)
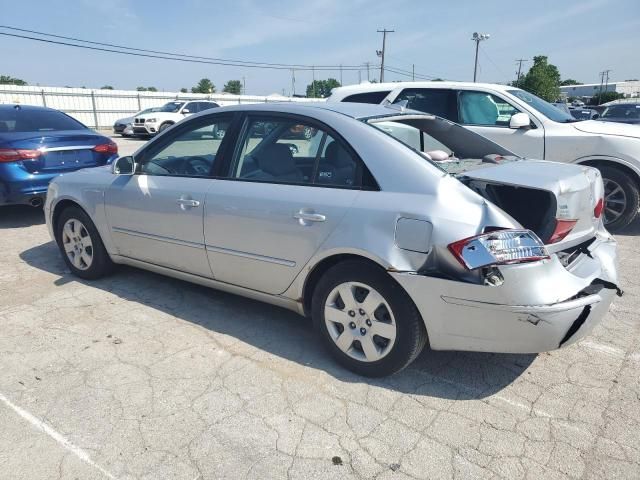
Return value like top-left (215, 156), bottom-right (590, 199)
top-left (598, 103), bottom-right (640, 125)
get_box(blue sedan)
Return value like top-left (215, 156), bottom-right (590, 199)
top-left (0, 104), bottom-right (118, 207)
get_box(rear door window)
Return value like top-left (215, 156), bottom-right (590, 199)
top-left (341, 91), bottom-right (392, 104)
top-left (393, 88), bottom-right (458, 121)
top-left (232, 116), bottom-right (364, 188)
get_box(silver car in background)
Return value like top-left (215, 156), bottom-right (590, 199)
top-left (45, 103), bottom-right (620, 376)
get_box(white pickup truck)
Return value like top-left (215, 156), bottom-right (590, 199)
top-left (329, 82), bottom-right (640, 230)
top-left (132, 100), bottom-right (219, 136)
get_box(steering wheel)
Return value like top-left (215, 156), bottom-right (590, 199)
top-left (183, 156), bottom-right (211, 176)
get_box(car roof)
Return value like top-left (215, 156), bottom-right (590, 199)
top-left (0, 104), bottom-right (61, 112)
top-left (328, 81), bottom-right (519, 100)
top-left (198, 101), bottom-right (422, 121)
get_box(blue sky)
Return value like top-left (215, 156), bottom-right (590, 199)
top-left (1, 0), bottom-right (638, 94)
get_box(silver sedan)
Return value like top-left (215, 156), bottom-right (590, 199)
top-left (45, 102), bottom-right (621, 376)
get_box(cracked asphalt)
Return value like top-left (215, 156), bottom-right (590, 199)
top-left (1, 136), bottom-right (639, 479)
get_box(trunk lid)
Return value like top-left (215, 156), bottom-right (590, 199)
top-left (2, 130), bottom-right (113, 174)
top-left (455, 159), bottom-right (603, 251)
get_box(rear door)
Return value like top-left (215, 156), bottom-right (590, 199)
top-left (104, 113), bottom-right (235, 277)
top-left (203, 113), bottom-right (366, 294)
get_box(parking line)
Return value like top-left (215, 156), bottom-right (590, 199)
top-left (0, 392), bottom-right (118, 480)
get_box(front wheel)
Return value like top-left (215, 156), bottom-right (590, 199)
top-left (600, 166), bottom-right (640, 231)
top-left (55, 206), bottom-right (113, 280)
top-left (158, 122), bottom-right (173, 134)
top-left (312, 260), bottom-right (427, 377)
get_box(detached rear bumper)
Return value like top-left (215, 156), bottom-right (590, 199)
top-left (391, 234), bottom-right (620, 353)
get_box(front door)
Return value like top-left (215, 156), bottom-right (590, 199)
top-left (456, 90), bottom-right (545, 159)
top-left (105, 114), bottom-right (233, 277)
top-left (203, 114), bottom-right (365, 294)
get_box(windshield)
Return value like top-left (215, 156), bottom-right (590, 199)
top-left (507, 89), bottom-right (577, 123)
top-left (157, 102), bottom-right (184, 113)
top-left (139, 107), bottom-right (160, 115)
top-left (0, 108), bottom-right (86, 132)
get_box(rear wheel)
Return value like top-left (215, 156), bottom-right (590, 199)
top-left (55, 206), bottom-right (113, 280)
top-left (600, 166), bottom-right (640, 231)
top-left (312, 260), bottom-right (427, 377)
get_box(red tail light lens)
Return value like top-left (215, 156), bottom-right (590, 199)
top-left (93, 142), bottom-right (118, 154)
top-left (594, 198), bottom-right (604, 219)
top-left (448, 229), bottom-right (549, 270)
top-left (548, 219), bottom-right (578, 244)
top-left (0, 148), bottom-right (42, 163)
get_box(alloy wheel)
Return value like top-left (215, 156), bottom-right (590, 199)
top-left (324, 282), bottom-right (397, 362)
top-left (61, 219), bottom-right (94, 271)
top-left (603, 178), bottom-right (627, 225)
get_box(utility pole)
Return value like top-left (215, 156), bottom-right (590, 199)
top-left (376, 28), bottom-right (394, 83)
top-left (604, 69), bottom-right (612, 94)
top-left (339, 64), bottom-right (343, 85)
top-left (242, 76), bottom-right (246, 95)
top-left (312, 66), bottom-right (316, 98)
top-left (291, 69), bottom-right (295, 96)
top-left (412, 64), bottom-right (415, 81)
top-left (471, 32), bottom-right (490, 82)
top-left (365, 62), bottom-right (371, 81)
top-left (515, 58), bottom-right (528, 84)
top-left (358, 69), bottom-right (362, 83)
top-left (598, 70), bottom-right (607, 104)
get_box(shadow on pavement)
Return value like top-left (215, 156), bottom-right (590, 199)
top-left (0, 205), bottom-right (45, 228)
top-left (20, 240), bottom-right (536, 400)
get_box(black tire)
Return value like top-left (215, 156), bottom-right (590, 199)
top-left (55, 206), bottom-right (114, 280)
top-left (599, 165), bottom-right (640, 231)
top-left (158, 122), bottom-right (173, 133)
top-left (311, 260), bottom-right (427, 377)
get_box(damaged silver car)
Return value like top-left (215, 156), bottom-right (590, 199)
top-left (44, 102), bottom-right (621, 376)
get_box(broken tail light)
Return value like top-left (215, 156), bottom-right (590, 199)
top-left (549, 219), bottom-right (578, 244)
top-left (593, 198), bottom-right (604, 219)
top-left (448, 229), bottom-right (549, 270)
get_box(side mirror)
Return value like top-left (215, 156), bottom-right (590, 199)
top-left (112, 156), bottom-right (136, 175)
top-left (592, 113), bottom-right (600, 120)
top-left (181, 108), bottom-right (190, 114)
top-left (509, 112), bottom-right (531, 129)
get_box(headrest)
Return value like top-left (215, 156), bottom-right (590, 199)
top-left (257, 143), bottom-right (296, 176)
top-left (325, 141), bottom-right (353, 168)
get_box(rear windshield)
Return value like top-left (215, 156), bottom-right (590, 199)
top-left (0, 108), bottom-right (86, 133)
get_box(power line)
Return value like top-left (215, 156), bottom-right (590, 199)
top-left (0, 26), bottom-right (365, 71)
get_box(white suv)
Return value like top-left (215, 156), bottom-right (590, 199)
top-left (132, 100), bottom-right (219, 136)
top-left (329, 82), bottom-right (640, 230)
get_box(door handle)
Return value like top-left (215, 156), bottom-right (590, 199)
top-left (294, 210), bottom-right (326, 225)
top-left (177, 198), bottom-right (200, 209)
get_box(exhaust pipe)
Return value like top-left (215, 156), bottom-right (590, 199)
top-left (29, 197), bottom-right (43, 208)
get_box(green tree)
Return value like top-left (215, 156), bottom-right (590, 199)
top-left (101, 85), bottom-right (114, 90)
top-left (589, 91), bottom-right (624, 105)
top-left (147, 86), bottom-right (158, 92)
top-left (0, 75), bottom-right (27, 85)
top-left (560, 79), bottom-right (582, 86)
top-left (191, 78), bottom-right (216, 94)
top-left (180, 88), bottom-right (188, 93)
top-left (305, 78), bottom-right (341, 98)
top-left (136, 86), bottom-right (148, 91)
top-left (520, 56), bottom-right (561, 102)
top-left (223, 80), bottom-right (242, 94)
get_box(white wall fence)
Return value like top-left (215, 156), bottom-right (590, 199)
top-left (0, 85), bottom-right (320, 128)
